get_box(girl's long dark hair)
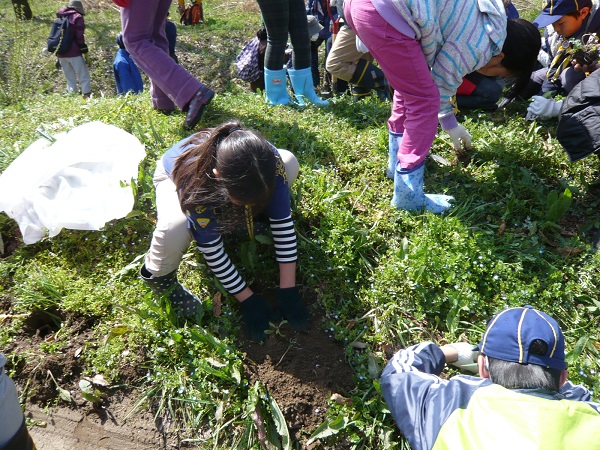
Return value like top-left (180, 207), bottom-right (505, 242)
top-left (171, 121), bottom-right (277, 231)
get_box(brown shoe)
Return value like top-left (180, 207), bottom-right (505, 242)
top-left (183, 86), bottom-right (215, 130)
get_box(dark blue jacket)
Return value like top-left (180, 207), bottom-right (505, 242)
top-left (113, 49), bottom-right (143, 94)
top-left (382, 342), bottom-right (600, 450)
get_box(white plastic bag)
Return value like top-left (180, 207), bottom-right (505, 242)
top-left (0, 121), bottom-right (146, 244)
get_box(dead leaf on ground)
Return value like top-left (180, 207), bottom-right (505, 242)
top-left (498, 219), bottom-right (506, 236)
top-left (91, 374), bottom-right (109, 387)
top-left (348, 341), bottom-right (368, 349)
top-left (330, 393), bottom-right (353, 406)
top-left (213, 292), bottom-right (222, 316)
top-left (430, 154), bottom-right (451, 166)
top-left (557, 246), bottom-right (583, 257)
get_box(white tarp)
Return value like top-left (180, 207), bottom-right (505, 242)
top-left (0, 121), bottom-right (146, 244)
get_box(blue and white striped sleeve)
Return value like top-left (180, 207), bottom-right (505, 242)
top-left (270, 215), bottom-right (297, 263)
top-left (195, 236), bottom-right (247, 295)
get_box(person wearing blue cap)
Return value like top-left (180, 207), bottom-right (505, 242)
top-left (524, 0), bottom-right (600, 119)
top-left (381, 306), bottom-right (600, 450)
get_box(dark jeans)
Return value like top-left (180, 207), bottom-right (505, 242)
top-left (311, 37), bottom-right (326, 87)
top-left (257, 0), bottom-right (311, 70)
top-left (457, 76), bottom-right (502, 110)
top-left (524, 65), bottom-right (587, 99)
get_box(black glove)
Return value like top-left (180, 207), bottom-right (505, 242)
top-left (240, 293), bottom-right (271, 342)
top-left (277, 287), bottom-right (310, 330)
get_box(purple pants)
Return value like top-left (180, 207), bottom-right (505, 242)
top-left (120, 0), bottom-right (204, 110)
top-left (345, 0), bottom-right (440, 169)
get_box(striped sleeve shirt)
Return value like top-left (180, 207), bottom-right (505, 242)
top-left (167, 144), bottom-right (296, 295)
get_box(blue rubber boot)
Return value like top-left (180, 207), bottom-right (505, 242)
top-left (264, 68), bottom-right (292, 106)
top-left (387, 131), bottom-right (403, 180)
top-left (288, 67), bottom-right (329, 106)
top-left (391, 162), bottom-right (454, 214)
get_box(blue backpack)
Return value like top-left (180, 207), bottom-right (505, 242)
top-left (47, 16), bottom-right (72, 55)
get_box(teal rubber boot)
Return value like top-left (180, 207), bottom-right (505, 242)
top-left (288, 67), bottom-right (329, 106)
top-left (140, 264), bottom-right (203, 320)
top-left (387, 131), bottom-right (403, 180)
top-left (264, 68), bottom-right (292, 106)
top-left (391, 162), bottom-right (453, 214)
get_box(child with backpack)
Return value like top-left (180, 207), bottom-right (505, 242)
top-left (177, 0), bottom-right (204, 25)
top-left (52, 0), bottom-right (91, 97)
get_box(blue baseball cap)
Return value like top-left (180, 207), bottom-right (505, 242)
top-left (474, 306), bottom-right (567, 370)
top-left (533, 0), bottom-right (592, 28)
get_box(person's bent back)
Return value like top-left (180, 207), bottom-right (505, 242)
top-left (381, 306), bottom-right (600, 450)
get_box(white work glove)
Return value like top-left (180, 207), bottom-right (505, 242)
top-left (446, 125), bottom-right (472, 151)
top-left (355, 35), bottom-right (368, 53)
top-left (526, 96), bottom-right (563, 120)
top-left (447, 342), bottom-right (479, 374)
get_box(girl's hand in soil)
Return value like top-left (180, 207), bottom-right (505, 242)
top-left (277, 287), bottom-right (310, 331)
top-left (240, 293), bottom-right (272, 342)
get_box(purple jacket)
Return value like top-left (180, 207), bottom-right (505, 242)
top-left (56, 7), bottom-right (87, 58)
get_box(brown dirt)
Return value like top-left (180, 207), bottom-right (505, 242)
top-left (241, 317), bottom-right (356, 442)
top-left (13, 312), bottom-right (355, 449)
top-left (0, 239), bottom-right (355, 450)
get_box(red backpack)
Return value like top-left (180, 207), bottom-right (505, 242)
top-left (180, 2), bottom-right (203, 25)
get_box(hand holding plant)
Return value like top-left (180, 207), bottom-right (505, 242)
top-left (568, 33), bottom-right (600, 67)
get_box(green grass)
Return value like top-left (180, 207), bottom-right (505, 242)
top-left (1, 1), bottom-right (599, 448)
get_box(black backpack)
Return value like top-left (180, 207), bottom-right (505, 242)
top-left (47, 16), bottom-right (73, 55)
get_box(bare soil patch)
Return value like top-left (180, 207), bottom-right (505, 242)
top-left (3, 285), bottom-right (355, 449)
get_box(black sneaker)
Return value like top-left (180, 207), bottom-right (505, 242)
top-left (184, 86), bottom-right (215, 130)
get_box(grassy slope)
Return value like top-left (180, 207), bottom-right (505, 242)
top-left (1, 0), bottom-right (599, 448)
